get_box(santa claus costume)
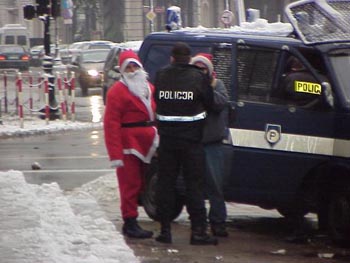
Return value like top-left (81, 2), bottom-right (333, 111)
top-left (104, 50), bottom-right (159, 238)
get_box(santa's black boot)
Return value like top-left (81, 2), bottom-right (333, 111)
top-left (122, 217), bottom-right (153, 239)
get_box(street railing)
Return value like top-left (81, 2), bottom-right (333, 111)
top-left (0, 70), bottom-right (76, 128)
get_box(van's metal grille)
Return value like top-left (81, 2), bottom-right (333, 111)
top-left (212, 46), bottom-right (232, 98)
top-left (286, 0), bottom-right (350, 44)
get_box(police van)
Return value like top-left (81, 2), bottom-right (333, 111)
top-left (139, 0), bottom-right (350, 245)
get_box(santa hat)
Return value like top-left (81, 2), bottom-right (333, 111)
top-left (190, 53), bottom-right (214, 76)
top-left (118, 50), bottom-right (143, 74)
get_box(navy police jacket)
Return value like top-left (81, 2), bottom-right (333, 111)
top-left (154, 63), bottom-right (213, 142)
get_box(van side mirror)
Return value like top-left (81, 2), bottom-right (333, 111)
top-left (228, 103), bottom-right (236, 124)
top-left (322, 82), bottom-right (334, 108)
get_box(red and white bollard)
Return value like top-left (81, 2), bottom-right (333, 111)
top-left (28, 73), bottom-right (33, 115)
top-left (44, 75), bottom-right (50, 124)
top-left (64, 72), bottom-right (69, 114)
top-left (17, 72), bottom-right (24, 128)
top-left (70, 72), bottom-right (76, 122)
top-left (56, 72), bottom-right (67, 121)
top-left (3, 71), bottom-right (8, 113)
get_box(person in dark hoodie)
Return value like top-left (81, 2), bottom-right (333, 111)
top-left (191, 53), bottom-right (230, 237)
top-left (154, 42), bottom-right (217, 245)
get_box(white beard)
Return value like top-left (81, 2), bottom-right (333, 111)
top-left (122, 69), bottom-right (150, 99)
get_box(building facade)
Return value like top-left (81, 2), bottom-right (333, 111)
top-left (0, 0), bottom-right (295, 46)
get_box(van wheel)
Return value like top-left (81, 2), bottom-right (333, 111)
top-left (328, 186), bottom-right (350, 247)
top-left (141, 157), bottom-right (184, 221)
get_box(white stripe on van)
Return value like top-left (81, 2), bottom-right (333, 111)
top-left (229, 128), bottom-right (350, 158)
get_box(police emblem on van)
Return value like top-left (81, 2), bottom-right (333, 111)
top-left (265, 124), bottom-right (281, 145)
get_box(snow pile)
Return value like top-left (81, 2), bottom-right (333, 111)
top-left (0, 170), bottom-right (139, 263)
top-left (0, 115), bottom-right (102, 138)
top-left (75, 172), bottom-right (119, 202)
top-left (180, 19), bottom-right (294, 36)
top-left (233, 19), bottom-right (294, 36)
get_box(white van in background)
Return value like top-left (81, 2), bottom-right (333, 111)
top-left (0, 24), bottom-right (30, 49)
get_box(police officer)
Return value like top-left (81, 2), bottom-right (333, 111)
top-left (282, 56), bottom-right (327, 109)
top-left (154, 42), bottom-right (218, 245)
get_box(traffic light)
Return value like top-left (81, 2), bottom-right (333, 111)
top-left (23, 0), bottom-right (61, 20)
top-left (23, 5), bottom-right (36, 20)
top-left (51, 0), bottom-right (61, 18)
top-left (36, 0), bottom-right (49, 16)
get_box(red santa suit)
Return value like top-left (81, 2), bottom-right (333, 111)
top-left (104, 50), bottom-right (158, 220)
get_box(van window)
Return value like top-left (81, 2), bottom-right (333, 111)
top-left (276, 55), bottom-right (331, 110)
top-left (143, 44), bottom-right (211, 83)
top-left (143, 44), bottom-right (173, 82)
top-left (17, 35), bottom-right (27, 46)
top-left (5, 35), bottom-right (15, 44)
top-left (236, 45), bottom-right (279, 103)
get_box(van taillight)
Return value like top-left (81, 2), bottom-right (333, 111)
top-left (21, 55), bottom-right (30, 61)
top-left (0, 55), bottom-right (5, 60)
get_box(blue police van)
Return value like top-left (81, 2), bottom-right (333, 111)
top-left (139, 0), bottom-right (350, 245)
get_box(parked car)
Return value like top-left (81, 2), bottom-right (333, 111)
top-left (80, 40), bottom-right (114, 50)
top-left (67, 49), bottom-right (110, 96)
top-left (30, 44), bottom-right (69, 67)
top-left (29, 45), bottom-right (44, 67)
top-left (60, 40), bottom-right (114, 65)
top-left (102, 40), bottom-right (142, 104)
top-left (0, 44), bottom-right (30, 71)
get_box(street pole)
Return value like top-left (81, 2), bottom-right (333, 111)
top-left (150, 0), bottom-right (154, 32)
top-left (23, 0), bottom-right (60, 119)
top-left (41, 14), bottom-right (59, 119)
top-left (225, 0), bottom-right (230, 10)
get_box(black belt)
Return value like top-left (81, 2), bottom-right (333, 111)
top-left (121, 121), bottom-right (156, 128)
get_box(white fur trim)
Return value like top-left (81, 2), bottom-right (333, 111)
top-left (110, 159), bottom-right (124, 168)
top-left (191, 55), bottom-right (214, 76)
top-left (123, 128), bottom-right (159, 163)
top-left (120, 58), bottom-right (143, 74)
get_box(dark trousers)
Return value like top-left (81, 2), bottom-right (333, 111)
top-left (204, 142), bottom-right (227, 225)
top-left (156, 137), bottom-right (207, 229)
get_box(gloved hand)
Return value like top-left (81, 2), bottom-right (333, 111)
top-left (111, 160), bottom-right (124, 168)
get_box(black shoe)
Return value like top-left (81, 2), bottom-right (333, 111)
top-left (285, 233), bottom-right (309, 244)
top-left (211, 223), bottom-right (229, 237)
top-left (122, 218), bottom-right (153, 239)
top-left (190, 227), bottom-right (218, 245)
top-left (156, 232), bottom-right (172, 243)
top-left (155, 223), bottom-right (172, 244)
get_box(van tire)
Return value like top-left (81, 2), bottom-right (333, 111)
top-left (141, 157), bottom-right (184, 221)
top-left (328, 185), bottom-right (350, 247)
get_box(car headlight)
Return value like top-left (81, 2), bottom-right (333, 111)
top-left (87, 69), bottom-right (99, 77)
